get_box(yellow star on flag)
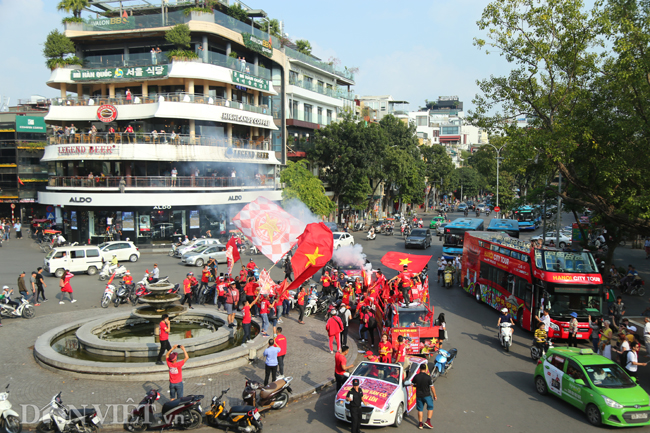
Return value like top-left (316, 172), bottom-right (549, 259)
top-left (399, 258), bottom-right (412, 266)
top-left (258, 214), bottom-right (279, 243)
top-left (304, 247), bottom-right (324, 268)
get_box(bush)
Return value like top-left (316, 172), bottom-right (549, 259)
top-left (168, 49), bottom-right (199, 60)
top-left (61, 16), bottom-right (84, 24)
top-left (226, 3), bottom-right (248, 22)
top-left (165, 24), bottom-right (191, 50)
top-left (183, 7), bottom-right (212, 16)
top-left (43, 29), bottom-right (75, 68)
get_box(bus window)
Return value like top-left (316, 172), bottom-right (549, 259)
top-left (535, 250), bottom-right (543, 269)
top-left (491, 244), bottom-right (499, 252)
top-left (514, 277), bottom-right (527, 300)
top-left (525, 284), bottom-right (533, 310)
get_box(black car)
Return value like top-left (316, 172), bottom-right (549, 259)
top-left (405, 228), bottom-right (432, 249)
top-left (466, 200), bottom-right (475, 210)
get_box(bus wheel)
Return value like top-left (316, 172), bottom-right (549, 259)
top-left (517, 309), bottom-right (524, 329)
top-left (474, 285), bottom-right (481, 303)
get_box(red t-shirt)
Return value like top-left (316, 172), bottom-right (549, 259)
top-left (159, 321), bottom-right (169, 341)
top-left (183, 278), bottom-right (192, 294)
top-left (399, 271), bottom-right (417, 287)
top-left (167, 359), bottom-right (185, 383)
top-left (379, 341), bottom-right (392, 359)
top-left (334, 352), bottom-right (347, 375)
top-left (275, 334), bottom-right (287, 356)
top-left (246, 262), bottom-right (256, 270)
top-left (244, 282), bottom-right (258, 297)
top-left (297, 292), bottom-right (306, 306)
top-left (396, 343), bottom-right (407, 362)
top-left (242, 305), bottom-right (251, 324)
top-left (201, 270), bottom-right (210, 283)
top-left (321, 276), bottom-right (331, 287)
top-left (260, 298), bottom-right (269, 314)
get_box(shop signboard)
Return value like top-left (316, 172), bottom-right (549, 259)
top-left (16, 116), bottom-right (46, 133)
top-left (122, 212), bottom-right (134, 231)
top-left (241, 33), bottom-right (273, 58)
top-left (70, 211), bottom-right (78, 230)
top-left (71, 65), bottom-right (168, 81)
top-left (189, 210), bottom-right (200, 229)
top-left (139, 215), bottom-right (151, 232)
top-left (87, 16), bottom-right (135, 31)
top-left (231, 71), bottom-right (270, 91)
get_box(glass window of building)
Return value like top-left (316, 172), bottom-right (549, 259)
top-left (318, 107), bottom-right (323, 125)
top-left (380, 101), bottom-right (387, 111)
top-left (417, 116), bottom-right (428, 126)
top-left (304, 76), bottom-right (313, 87)
top-left (442, 126), bottom-right (459, 135)
top-left (292, 101), bottom-right (299, 120)
top-left (317, 81), bottom-right (324, 93)
top-left (304, 104), bottom-right (313, 123)
top-left (327, 109), bottom-right (332, 125)
top-left (289, 70), bottom-right (299, 84)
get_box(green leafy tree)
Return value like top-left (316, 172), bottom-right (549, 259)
top-left (166, 24), bottom-right (191, 49)
top-left (280, 160), bottom-right (335, 217)
top-left (261, 18), bottom-right (281, 38)
top-left (295, 39), bottom-right (312, 55)
top-left (57, 0), bottom-right (89, 19)
top-left (43, 29), bottom-right (76, 69)
top-left (421, 144), bottom-right (454, 205)
top-left (450, 167), bottom-right (482, 199)
top-left (226, 3), bottom-right (249, 22)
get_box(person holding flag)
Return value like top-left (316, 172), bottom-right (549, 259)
top-left (320, 271), bottom-right (332, 296)
top-left (389, 264), bottom-right (421, 305)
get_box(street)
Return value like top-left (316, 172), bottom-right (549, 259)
top-left (6, 209), bottom-right (650, 432)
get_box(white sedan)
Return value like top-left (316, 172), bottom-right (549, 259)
top-left (98, 241), bottom-right (140, 262)
top-left (531, 232), bottom-right (572, 248)
top-left (174, 238), bottom-right (222, 257)
top-left (333, 232), bottom-right (355, 249)
top-left (334, 357), bottom-right (426, 427)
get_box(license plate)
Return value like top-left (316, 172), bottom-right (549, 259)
top-left (576, 334), bottom-right (582, 339)
top-left (91, 416), bottom-right (99, 424)
top-left (253, 411), bottom-right (260, 420)
top-left (632, 413), bottom-right (648, 420)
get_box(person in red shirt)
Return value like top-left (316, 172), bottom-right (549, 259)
top-left (166, 344), bottom-right (189, 400)
top-left (199, 265), bottom-right (210, 300)
top-left (321, 271), bottom-right (332, 296)
top-left (394, 335), bottom-right (411, 374)
top-left (326, 311), bottom-right (344, 353)
top-left (225, 281), bottom-right (239, 328)
top-left (335, 345), bottom-right (354, 391)
top-left (296, 286), bottom-right (306, 324)
top-left (275, 327), bottom-right (287, 378)
top-left (181, 273), bottom-right (193, 309)
top-left (244, 277), bottom-right (259, 316)
top-left (370, 268), bottom-right (386, 292)
top-left (156, 313), bottom-right (171, 365)
top-left (389, 265), bottom-right (421, 304)
top-left (246, 259), bottom-right (257, 271)
top-left (242, 294), bottom-right (259, 344)
top-left (342, 282), bottom-right (352, 306)
top-left (239, 265), bottom-right (248, 282)
top-left (378, 333), bottom-right (392, 363)
top-left (354, 278), bottom-right (363, 297)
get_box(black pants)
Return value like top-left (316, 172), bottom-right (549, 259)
top-left (243, 322), bottom-right (251, 342)
top-left (264, 364), bottom-right (277, 386)
top-left (568, 333), bottom-right (578, 347)
top-left (367, 325), bottom-right (377, 346)
top-left (401, 286), bottom-right (410, 304)
top-left (181, 293), bottom-right (192, 308)
top-left (199, 281), bottom-right (208, 292)
top-left (16, 230), bottom-right (21, 239)
top-left (298, 304), bottom-right (305, 322)
top-left (157, 339), bottom-right (171, 362)
top-left (284, 271), bottom-right (293, 282)
top-left (350, 407), bottom-right (362, 433)
top-left (341, 326), bottom-right (349, 346)
top-left (35, 285), bottom-right (45, 303)
top-left (278, 355), bottom-right (285, 376)
top-left (335, 373), bottom-right (347, 391)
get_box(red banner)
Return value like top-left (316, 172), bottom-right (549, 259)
top-left (225, 236), bottom-right (241, 274)
top-left (285, 222), bottom-right (334, 293)
top-left (381, 252), bottom-right (432, 273)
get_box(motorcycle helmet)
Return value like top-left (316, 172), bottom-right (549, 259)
top-left (501, 308), bottom-right (508, 314)
top-left (2, 285), bottom-right (8, 291)
top-left (125, 270), bottom-right (130, 275)
top-left (187, 272), bottom-right (192, 276)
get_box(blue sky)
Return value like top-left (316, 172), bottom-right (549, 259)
top-left (0, 0), bottom-right (508, 112)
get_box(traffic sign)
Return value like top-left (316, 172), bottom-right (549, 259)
top-left (46, 212), bottom-right (55, 220)
top-left (46, 205), bottom-right (54, 213)
top-left (10, 204), bottom-right (15, 209)
top-left (494, 206), bottom-right (501, 213)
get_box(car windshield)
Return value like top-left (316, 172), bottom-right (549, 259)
top-left (410, 229), bottom-right (426, 237)
top-left (98, 242), bottom-right (109, 249)
top-left (543, 251), bottom-right (598, 273)
top-left (191, 245), bottom-right (211, 254)
top-left (339, 264), bottom-right (361, 271)
top-left (354, 362), bottom-right (402, 385)
top-left (396, 309), bottom-right (430, 327)
top-left (584, 364), bottom-right (636, 389)
top-left (46, 250), bottom-right (56, 259)
top-left (333, 233), bottom-right (343, 240)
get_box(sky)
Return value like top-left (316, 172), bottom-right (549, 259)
top-left (0, 0), bottom-right (510, 112)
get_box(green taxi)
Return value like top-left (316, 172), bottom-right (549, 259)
top-left (534, 347), bottom-right (650, 427)
top-left (429, 216), bottom-right (445, 229)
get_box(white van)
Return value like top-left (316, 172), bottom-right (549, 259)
top-left (43, 246), bottom-right (103, 277)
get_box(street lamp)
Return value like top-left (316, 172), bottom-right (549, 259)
top-left (485, 143), bottom-right (506, 211)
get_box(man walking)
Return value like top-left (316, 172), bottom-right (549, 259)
top-left (156, 314), bottom-right (171, 365)
top-left (413, 363), bottom-right (437, 429)
top-left (263, 338), bottom-right (281, 386)
top-left (335, 346), bottom-right (354, 391)
top-left (225, 281), bottom-right (239, 328)
top-left (346, 378), bottom-right (364, 433)
top-left (610, 296), bottom-right (625, 329)
top-left (17, 271), bottom-right (30, 301)
top-left (166, 344), bottom-right (189, 400)
top-left (34, 267), bottom-right (47, 304)
top-left (181, 273), bottom-right (193, 309)
top-left (283, 257), bottom-right (293, 282)
top-left (30, 271), bottom-right (39, 306)
top-left (326, 311), bottom-right (344, 353)
top-left (13, 221), bottom-right (21, 239)
top-left (275, 327), bottom-right (287, 379)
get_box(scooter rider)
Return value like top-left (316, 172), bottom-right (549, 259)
top-left (110, 254), bottom-right (118, 267)
top-left (0, 286), bottom-right (20, 309)
top-left (151, 263), bottom-right (160, 283)
top-left (497, 307), bottom-right (515, 339)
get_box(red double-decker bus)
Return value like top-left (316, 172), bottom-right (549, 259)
top-left (461, 232), bottom-right (604, 340)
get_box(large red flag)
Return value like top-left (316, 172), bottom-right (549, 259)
top-left (285, 222), bottom-right (334, 293)
top-left (380, 251), bottom-right (432, 274)
top-left (225, 236), bottom-right (240, 274)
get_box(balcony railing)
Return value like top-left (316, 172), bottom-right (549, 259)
top-left (48, 132), bottom-right (270, 150)
top-left (284, 47), bottom-right (355, 81)
top-left (51, 92), bottom-right (271, 116)
top-left (288, 79), bottom-right (355, 101)
top-left (48, 175), bottom-right (277, 190)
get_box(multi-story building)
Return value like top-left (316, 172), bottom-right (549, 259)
top-left (0, 97), bottom-right (51, 221)
top-left (355, 95), bottom-right (409, 123)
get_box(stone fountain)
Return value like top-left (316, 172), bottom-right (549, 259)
top-left (132, 281), bottom-right (187, 319)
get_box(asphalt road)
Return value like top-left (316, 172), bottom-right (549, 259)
top-left (7, 210), bottom-right (650, 433)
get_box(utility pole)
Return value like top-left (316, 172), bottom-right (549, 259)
top-left (556, 171), bottom-right (562, 246)
top-left (486, 143), bottom-right (506, 218)
top-left (542, 177), bottom-right (547, 244)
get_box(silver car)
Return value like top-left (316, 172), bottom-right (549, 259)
top-left (175, 238), bottom-right (222, 257)
top-left (181, 244), bottom-right (228, 267)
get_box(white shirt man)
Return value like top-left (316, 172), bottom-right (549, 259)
top-left (626, 349), bottom-right (638, 373)
top-left (57, 234), bottom-right (66, 245)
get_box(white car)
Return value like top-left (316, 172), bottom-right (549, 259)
top-left (175, 238), bottom-right (222, 257)
top-left (98, 241), bottom-right (140, 262)
top-left (334, 357), bottom-right (426, 427)
top-left (333, 232), bottom-right (354, 249)
top-left (531, 232), bottom-right (572, 248)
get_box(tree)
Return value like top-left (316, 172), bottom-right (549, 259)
top-left (226, 3), bottom-right (249, 22)
top-left (451, 167), bottom-right (482, 199)
top-left (295, 39), bottom-right (312, 55)
top-left (280, 160), bottom-right (335, 217)
top-left (43, 29), bottom-right (76, 69)
top-left (261, 18), bottom-right (281, 38)
top-left (421, 144), bottom-right (454, 205)
top-left (165, 24), bottom-right (191, 50)
top-left (57, 0), bottom-right (89, 19)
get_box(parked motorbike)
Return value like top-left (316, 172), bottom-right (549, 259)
top-left (443, 269), bottom-right (454, 288)
top-left (499, 323), bottom-right (513, 352)
top-left (242, 376), bottom-right (293, 412)
top-left (353, 222), bottom-right (364, 232)
top-left (100, 283), bottom-right (115, 308)
top-left (0, 384), bottom-right (21, 433)
top-left (620, 277), bottom-right (646, 296)
top-left (205, 388), bottom-right (262, 433)
top-left (37, 392), bottom-right (100, 433)
top-left (98, 262), bottom-right (127, 281)
top-left (530, 338), bottom-right (553, 361)
top-left (430, 348), bottom-right (458, 383)
top-left (197, 284), bottom-right (216, 305)
top-left (125, 389), bottom-right (203, 432)
top-left (0, 295), bottom-right (35, 319)
top-left (113, 283), bottom-right (135, 308)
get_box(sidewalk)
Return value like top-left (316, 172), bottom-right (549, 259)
top-left (609, 244), bottom-right (650, 316)
top-left (2, 306), bottom-right (357, 427)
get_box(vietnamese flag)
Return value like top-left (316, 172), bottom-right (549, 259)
top-left (380, 251), bottom-right (432, 274)
top-left (285, 222), bottom-right (334, 293)
top-left (18, 177), bottom-right (24, 186)
top-left (225, 236), bottom-right (241, 274)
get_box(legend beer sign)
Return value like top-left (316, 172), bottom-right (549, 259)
top-left (57, 145), bottom-right (116, 156)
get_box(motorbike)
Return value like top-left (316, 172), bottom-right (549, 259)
top-left (168, 243), bottom-right (178, 257)
top-left (530, 338), bottom-right (553, 361)
top-left (464, 210), bottom-right (469, 217)
top-left (430, 348), bottom-right (458, 383)
top-left (37, 392), bottom-right (101, 433)
top-left (0, 295), bottom-right (35, 319)
top-left (98, 262), bottom-right (127, 281)
top-left (475, 210), bottom-right (481, 217)
top-left (499, 322), bottom-right (513, 352)
top-left (197, 284), bottom-right (216, 305)
top-left (0, 384), bottom-right (21, 433)
top-left (485, 209), bottom-right (491, 216)
top-left (125, 389), bottom-right (203, 432)
top-left (303, 291), bottom-right (320, 317)
top-left (205, 388), bottom-right (262, 433)
top-left (242, 376), bottom-right (293, 412)
top-left (366, 230), bottom-right (376, 240)
top-left (443, 269), bottom-right (454, 288)
top-left (384, 225), bottom-right (393, 236)
top-left (113, 283), bottom-right (135, 308)
top-left (100, 283), bottom-right (115, 308)
top-left (620, 277), bottom-right (645, 296)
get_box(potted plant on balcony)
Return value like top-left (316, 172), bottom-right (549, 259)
top-left (43, 29), bottom-right (82, 70)
top-left (165, 24), bottom-right (199, 61)
top-left (61, 16), bottom-right (84, 31)
top-left (57, 0), bottom-right (88, 30)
